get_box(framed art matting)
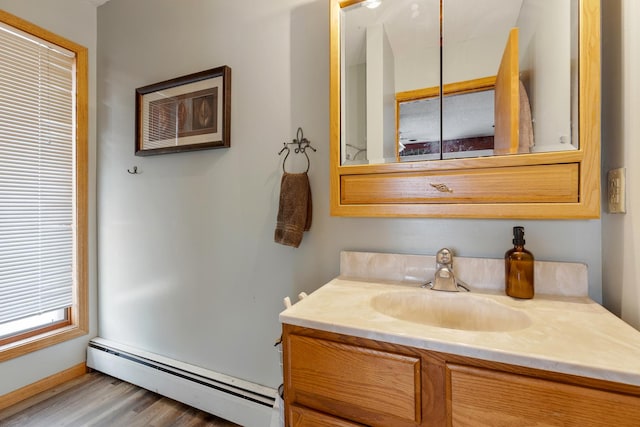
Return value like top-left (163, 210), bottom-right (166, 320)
top-left (135, 65), bottom-right (231, 156)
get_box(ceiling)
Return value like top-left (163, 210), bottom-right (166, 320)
top-left (84, 0), bottom-right (111, 6)
top-left (343, 0), bottom-right (524, 65)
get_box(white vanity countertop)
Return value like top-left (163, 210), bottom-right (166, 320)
top-left (280, 277), bottom-right (640, 387)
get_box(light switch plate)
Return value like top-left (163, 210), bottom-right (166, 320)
top-left (607, 168), bottom-right (626, 214)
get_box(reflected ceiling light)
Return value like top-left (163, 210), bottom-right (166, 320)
top-left (363, 0), bottom-right (382, 9)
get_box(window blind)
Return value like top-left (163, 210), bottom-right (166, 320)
top-left (0, 22), bottom-right (76, 325)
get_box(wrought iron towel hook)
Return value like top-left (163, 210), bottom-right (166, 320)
top-left (278, 127), bottom-right (317, 173)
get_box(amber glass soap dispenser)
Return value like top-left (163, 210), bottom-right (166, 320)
top-left (505, 226), bottom-right (534, 299)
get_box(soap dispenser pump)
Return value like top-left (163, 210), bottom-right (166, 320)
top-left (505, 226), bottom-right (534, 299)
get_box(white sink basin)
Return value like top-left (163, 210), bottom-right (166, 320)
top-left (371, 291), bottom-right (532, 332)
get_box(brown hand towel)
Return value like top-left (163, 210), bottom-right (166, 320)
top-left (274, 172), bottom-right (312, 248)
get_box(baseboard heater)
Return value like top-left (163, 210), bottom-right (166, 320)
top-left (87, 337), bottom-right (276, 427)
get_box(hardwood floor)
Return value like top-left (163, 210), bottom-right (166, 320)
top-left (0, 371), bottom-right (241, 426)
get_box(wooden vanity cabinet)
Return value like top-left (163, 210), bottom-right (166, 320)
top-left (282, 324), bottom-right (640, 427)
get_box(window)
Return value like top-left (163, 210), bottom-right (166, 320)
top-left (0, 10), bottom-right (88, 361)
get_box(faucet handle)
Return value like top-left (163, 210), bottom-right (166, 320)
top-left (436, 248), bottom-right (453, 266)
top-left (421, 281), bottom-right (434, 289)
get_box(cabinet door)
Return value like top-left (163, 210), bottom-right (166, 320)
top-left (494, 28), bottom-right (520, 155)
top-left (289, 405), bottom-right (365, 427)
top-left (448, 364), bottom-right (640, 426)
top-left (285, 334), bottom-right (421, 426)
top-left (330, 0), bottom-right (601, 219)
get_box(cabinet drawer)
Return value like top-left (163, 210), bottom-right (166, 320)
top-left (285, 334), bottom-right (421, 425)
top-left (289, 404), bottom-right (365, 427)
top-left (341, 163), bottom-right (578, 205)
top-left (448, 364), bottom-right (640, 427)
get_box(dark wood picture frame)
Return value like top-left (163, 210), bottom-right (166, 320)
top-left (135, 66), bottom-right (231, 156)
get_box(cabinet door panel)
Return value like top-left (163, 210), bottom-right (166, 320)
top-left (289, 404), bottom-right (365, 427)
top-left (286, 334), bottom-right (421, 425)
top-left (448, 364), bottom-right (640, 427)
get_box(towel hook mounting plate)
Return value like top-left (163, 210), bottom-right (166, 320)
top-left (278, 127), bottom-right (317, 173)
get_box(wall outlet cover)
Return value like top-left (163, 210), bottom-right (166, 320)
top-left (607, 168), bottom-right (626, 214)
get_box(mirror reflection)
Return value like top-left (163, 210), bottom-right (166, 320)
top-left (398, 77), bottom-right (496, 161)
top-left (340, 0), bottom-right (578, 165)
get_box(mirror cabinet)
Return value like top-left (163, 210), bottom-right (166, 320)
top-left (330, 0), bottom-right (600, 218)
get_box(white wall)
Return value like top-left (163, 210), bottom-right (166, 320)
top-left (395, 31), bottom-right (505, 92)
top-left (0, 0), bottom-right (98, 396)
top-left (365, 23), bottom-right (395, 163)
top-left (344, 63), bottom-right (366, 162)
top-left (96, 0), bottom-right (603, 391)
top-left (602, 0), bottom-right (640, 329)
top-left (382, 25), bottom-right (397, 161)
top-left (518, 0), bottom-right (572, 151)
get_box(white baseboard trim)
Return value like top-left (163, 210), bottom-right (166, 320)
top-left (87, 337), bottom-right (276, 427)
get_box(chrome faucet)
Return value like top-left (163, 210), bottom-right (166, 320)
top-left (422, 248), bottom-right (470, 292)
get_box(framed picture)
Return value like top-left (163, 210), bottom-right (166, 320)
top-left (135, 66), bottom-right (231, 156)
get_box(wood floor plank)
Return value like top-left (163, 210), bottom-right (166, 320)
top-left (0, 363), bottom-right (87, 413)
top-left (0, 373), bottom-right (106, 425)
top-left (44, 375), bottom-right (133, 425)
top-left (133, 397), bottom-right (187, 427)
top-left (65, 380), bottom-right (144, 426)
top-left (0, 371), bottom-right (93, 419)
top-left (0, 372), bottom-right (241, 427)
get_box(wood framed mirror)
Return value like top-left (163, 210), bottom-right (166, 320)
top-left (330, 0), bottom-right (600, 219)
